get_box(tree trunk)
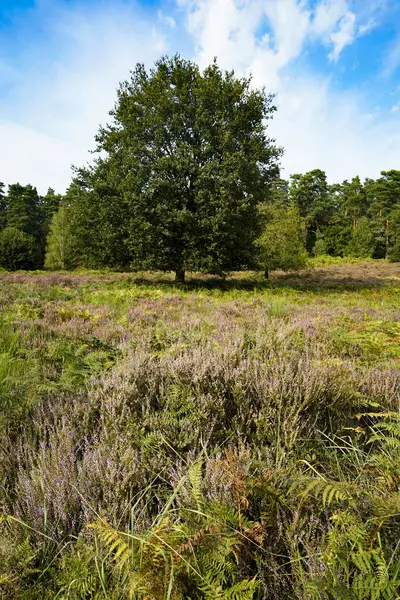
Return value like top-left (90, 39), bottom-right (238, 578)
top-left (264, 267), bottom-right (269, 279)
top-left (175, 268), bottom-right (185, 283)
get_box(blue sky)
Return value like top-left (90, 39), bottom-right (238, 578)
top-left (0, 0), bottom-right (400, 192)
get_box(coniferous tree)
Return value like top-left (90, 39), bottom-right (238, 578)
top-left (289, 170), bottom-right (331, 252)
top-left (0, 227), bottom-right (37, 270)
top-left (6, 184), bottom-right (41, 240)
top-left (388, 206), bottom-right (400, 262)
top-left (341, 176), bottom-right (367, 229)
top-left (40, 188), bottom-right (62, 223)
top-left (0, 184), bottom-right (42, 268)
top-left (365, 172), bottom-right (400, 258)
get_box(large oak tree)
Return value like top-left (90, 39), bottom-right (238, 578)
top-left (76, 56), bottom-right (282, 280)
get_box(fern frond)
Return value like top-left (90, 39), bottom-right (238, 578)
top-left (301, 477), bottom-right (357, 507)
top-left (188, 461), bottom-right (203, 510)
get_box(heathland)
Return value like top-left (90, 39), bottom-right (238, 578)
top-left (1, 259), bottom-right (400, 599)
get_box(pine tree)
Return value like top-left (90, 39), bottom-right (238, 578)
top-left (6, 184), bottom-right (42, 240)
top-left (289, 170), bottom-right (332, 252)
top-left (0, 227), bottom-right (37, 270)
top-left (40, 188), bottom-right (62, 224)
top-left (388, 206), bottom-right (400, 262)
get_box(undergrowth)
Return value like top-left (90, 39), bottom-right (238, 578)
top-left (0, 261), bottom-right (399, 599)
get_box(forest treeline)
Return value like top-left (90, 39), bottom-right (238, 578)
top-left (0, 56), bottom-right (399, 277)
top-left (1, 168), bottom-right (399, 274)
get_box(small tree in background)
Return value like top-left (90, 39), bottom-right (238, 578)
top-left (257, 205), bottom-right (307, 277)
top-left (45, 204), bottom-right (76, 270)
top-left (312, 230), bottom-right (327, 256)
top-left (389, 242), bottom-right (400, 262)
top-left (0, 227), bottom-right (37, 270)
top-left (345, 216), bottom-right (375, 258)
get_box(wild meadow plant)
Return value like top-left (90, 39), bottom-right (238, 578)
top-left (0, 262), bottom-right (399, 599)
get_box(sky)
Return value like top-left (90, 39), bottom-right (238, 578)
top-left (0, 0), bottom-right (400, 193)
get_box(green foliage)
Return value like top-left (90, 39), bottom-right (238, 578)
top-left (0, 182), bottom-right (7, 232)
top-left (0, 316), bottom-right (118, 424)
top-left (313, 510), bottom-right (400, 600)
top-left (91, 465), bottom-right (260, 600)
top-left (388, 242), bottom-right (400, 262)
top-left (312, 230), bottom-right (327, 256)
top-left (289, 169), bottom-right (331, 252)
top-left (345, 216), bottom-right (375, 258)
top-left (45, 204), bottom-right (76, 270)
top-left (6, 184), bottom-right (42, 241)
top-left (76, 55), bottom-right (282, 278)
top-left (0, 227), bottom-right (37, 270)
top-left (40, 188), bottom-right (62, 224)
top-left (257, 205), bottom-right (307, 271)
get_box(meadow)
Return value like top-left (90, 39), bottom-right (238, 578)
top-left (1, 260), bottom-right (400, 599)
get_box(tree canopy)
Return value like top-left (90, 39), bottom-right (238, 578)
top-left (74, 55), bottom-right (282, 280)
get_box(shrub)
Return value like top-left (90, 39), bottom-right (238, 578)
top-left (257, 205), bottom-right (308, 273)
top-left (0, 227), bottom-right (37, 270)
top-left (388, 241), bottom-right (400, 262)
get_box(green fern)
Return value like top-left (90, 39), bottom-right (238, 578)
top-left (188, 462), bottom-right (204, 511)
top-left (56, 540), bottom-right (107, 600)
top-left (300, 477), bottom-right (358, 507)
top-left (90, 464), bottom-right (262, 600)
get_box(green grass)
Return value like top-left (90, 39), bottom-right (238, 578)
top-left (0, 261), bottom-right (400, 599)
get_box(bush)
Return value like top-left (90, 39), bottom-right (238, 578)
top-left (388, 241), bottom-right (400, 262)
top-left (312, 235), bottom-right (327, 257)
top-left (0, 227), bottom-right (37, 270)
top-left (257, 205), bottom-right (308, 273)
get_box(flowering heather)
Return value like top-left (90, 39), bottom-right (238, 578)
top-left (0, 261), bottom-right (400, 599)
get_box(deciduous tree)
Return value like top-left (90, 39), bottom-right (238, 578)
top-left (257, 205), bottom-right (307, 276)
top-left (78, 56), bottom-right (282, 280)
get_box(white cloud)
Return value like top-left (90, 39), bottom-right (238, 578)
top-left (358, 18), bottom-right (375, 36)
top-left (313, 0), bottom-right (349, 36)
top-left (311, 0), bottom-right (358, 61)
top-left (158, 10), bottom-right (177, 28)
top-left (0, 2), bottom-right (168, 192)
top-left (269, 76), bottom-right (400, 183)
top-left (0, 122), bottom-right (80, 191)
top-left (0, 0), bottom-right (397, 193)
top-left (328, 11), bottom-right (356, 61)
top-left (180, 0), bottom-right (400, 182)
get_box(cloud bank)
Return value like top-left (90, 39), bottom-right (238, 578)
top-left (0, 0), bottom-right (399, 192)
